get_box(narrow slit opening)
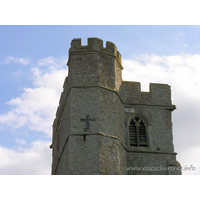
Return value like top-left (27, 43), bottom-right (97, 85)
top-left (83, 135), bottom-right (86, 141)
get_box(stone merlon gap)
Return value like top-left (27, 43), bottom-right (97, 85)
top-left (50, 37), bottom-right (181, 175)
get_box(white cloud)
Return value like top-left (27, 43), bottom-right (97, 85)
top-left (0, 57), bottom-right (68, 136)
top-left (122, 54), bottom-right (200, 175)
top-left (0, 56), bottom-right (31, 65)
top-left (0, 140), bottom-right (51, 175)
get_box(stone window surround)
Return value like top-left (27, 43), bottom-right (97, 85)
top-left (125, 114), bottom-right (151, 150)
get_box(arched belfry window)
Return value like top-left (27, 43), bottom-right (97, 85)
top-left (129, 116), bottom-right (147, 147)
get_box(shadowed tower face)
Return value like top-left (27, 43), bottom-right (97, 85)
top-left (50, 38), bottom-right (181, 175)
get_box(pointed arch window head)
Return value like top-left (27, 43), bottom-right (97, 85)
top-left (129, 117), bottom-right (147, 147)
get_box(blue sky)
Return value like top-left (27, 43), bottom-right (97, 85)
top-left (1, 25), bottom-right (200, 175)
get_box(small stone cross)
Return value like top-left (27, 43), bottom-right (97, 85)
top-left (80, 115), bottom-right (95, 132)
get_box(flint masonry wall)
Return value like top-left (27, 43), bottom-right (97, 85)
top-left (120, 81), bottom-right (179, 174)
top-left (51, 38), bottom-right (181, 175)
top-left (51, 38), bottom-right (126, 174)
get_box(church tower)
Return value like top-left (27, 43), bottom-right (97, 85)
top-left (50, 38), bottom-right (181, 175)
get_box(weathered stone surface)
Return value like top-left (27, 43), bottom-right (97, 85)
top-left (50, 38), bottom-right (181, 175)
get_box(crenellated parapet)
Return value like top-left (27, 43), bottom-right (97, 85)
top-left (121, 81), bottom-right (175, 108)
top-left (66, 37), bottom-right (123, 91)
top-left (68, 38), bottom-right (122, 67)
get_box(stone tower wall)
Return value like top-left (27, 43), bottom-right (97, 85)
top-left (51, 38), bottom-right (181, 175)
top-left (121, 81), bottom-right (175, 152)
top-left (120, 81), bottom-right (180, 174)
top-left (51, 38), bottom-right (126, 174)
top-left (67, 38), bottom-right (122, 91)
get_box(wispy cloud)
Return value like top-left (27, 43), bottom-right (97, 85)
top-left (178, 32), bottom-right (184, 37)
top-left (0, 56), bottom-right (31, 65)
top-left (38, 57), bottom-right (67, 69)
top-left (15, 139), bottom-right (27, 145)
top-left (175, 32), bottom-right (185, 41)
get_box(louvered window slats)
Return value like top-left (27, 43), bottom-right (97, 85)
top-left (129, 117), bottom-right (147, 147)
top-left (129, 119), bottom-right (137, 146)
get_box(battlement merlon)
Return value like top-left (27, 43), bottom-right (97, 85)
top-left (121, 81), bottom-right (176, 108)
top-left (68, 38), bottom-right (122, 66)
